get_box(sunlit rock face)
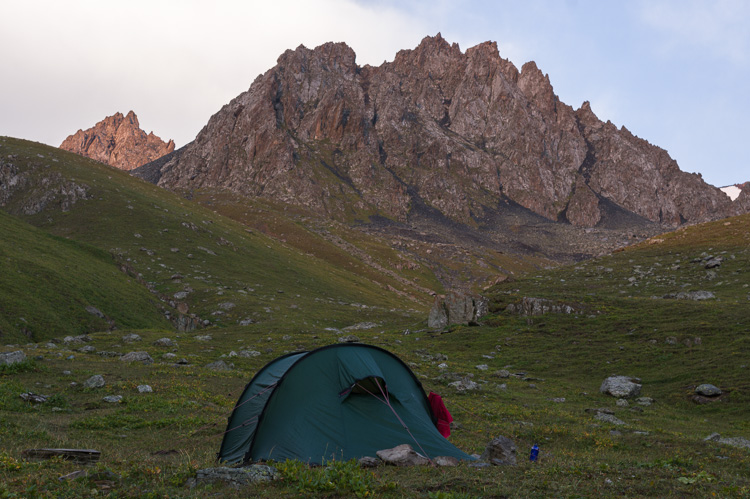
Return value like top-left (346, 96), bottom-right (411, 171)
top-left (61, 111), bottom-right (174, 171)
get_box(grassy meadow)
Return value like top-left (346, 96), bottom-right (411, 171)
top-left (1, 137), bottom-right (749, 497)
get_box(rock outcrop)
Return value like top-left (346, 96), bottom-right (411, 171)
top-left (135, 34), bottom-right (744, 229)
top-left (61, 111), bottom-right (174, 170)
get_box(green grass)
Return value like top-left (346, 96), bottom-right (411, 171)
top-left (1, 136), bottom-right (749, 497)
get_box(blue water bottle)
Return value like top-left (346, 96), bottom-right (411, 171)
top-left (529, 444), bottom-right (539, 462)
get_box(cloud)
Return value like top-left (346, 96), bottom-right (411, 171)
top-left (637, 0), bottom-right (750, 65)
top-left (0, 0), bottom-right (428, 147)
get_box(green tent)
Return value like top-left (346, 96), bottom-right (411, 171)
top-left (219, 343), bottom-right (474, 464)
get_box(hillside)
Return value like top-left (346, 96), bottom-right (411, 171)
top-left (1, 206), bottom-right (748, 497)
top-left (1, 137), bottom-right (437, 341)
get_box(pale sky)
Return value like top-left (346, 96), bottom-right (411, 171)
top-left (1, 0), bottom-right (748, 187)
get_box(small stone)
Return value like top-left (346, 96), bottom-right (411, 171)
top-left (695, 384), bottom-right (722, 397)
top-left (600, 375), bottom-right (641, 399)
top-left (205, 360), bottom-right (233, 371)
top-left (636, 397), bottom-right (654, 406)
top-left (480, 435), bottom-right (517, 466)
top-left (84, 375), bottom-right (105, 389)
top-left (239, 350), bottom-right (261, 358)
top-left (153, 338), bottom-right (175, 347)
top-left (121, 334), bottom-right (142, 343)
top-left (103, 395), bottom-right (122, 403)
top-left (137, 385), bottom-right (153, 393)
top-left (358, 456), bottom-right (381, 468)
top-left (476, 364), bottom-right (489, 371)
top-left (376, 444), bottom-right (430, 466)
top-left (449, 377), bottom-right (480, 392)
top-left (493, 369), bottom-right (510, 378)
top-left (337, 335), bottom-right (360, 343)
top-left (616, 398), bottom-right (629, 407)
top-left (595, 413), bottom-right (626, 426)
top-left (438, 363), bottom-right (448, 370)
top-left (0, 350), bottom-right (26, 366)
top-left (551, 397), bottom-right (565, 403)
top-left (120, 351), bottom-right (154, 363)
top-left (434, 456), bottom-right (459, 467)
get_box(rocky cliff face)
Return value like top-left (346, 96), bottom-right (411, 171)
top-left (61, 111), bottom-right (174, 171)
top-left (136, 34), bottom-right (741, 228)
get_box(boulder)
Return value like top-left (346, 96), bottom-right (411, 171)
top-left (600, 376), bottom-right (641, 399)
top-left (376, 444), bottom-right (430, 466)
top-left (0, 350), bottom-right (26, 366)
top-left (428, 292), bottom-right (488, 329)
top-left (153, 338), bottom-right (175, 347)
top-left (480, 436), bottom-right (517, 465)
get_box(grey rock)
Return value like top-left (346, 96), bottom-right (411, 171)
top-left (664, 290), bottom-right (716, 300)
top-left (476, 364), bottom-right (489, 371)
top-left (137, 385), bottom-right (153, 393)
top-left (85, 306), bottom-right (105, 319)
top-left (600, 375), bottom-right (642, 399)
top-left (84, 375), bottom-right (105, 389)
top-left (434, 455), bottom-right (459, 467)
top-left (595, 413), bottom-right (626, 426)
top-left (153, 338), bottom-right (175, 347)
top-left (205, 360), bottom-right (233, 371)
top-left (78, 345), bottom-right (96, 353)
top-left (704, 257), bottom-right (723, 269)
top-left (480, 435), bottom-right (517, 465)
top-left (121, 334), bottom-right (142, 343)
top-left (428, 291), bottom-right (488, 329)
top-left (0, 350), bottom-right (26, 366)
top-left (616, 398), bottom-right (629, 407)
top-left (358, 456), bottom-right (381, 468)
top-left (493, 369), bottom-right (511, 378)
top-left (20, 392), bottom-right (48, 403)
top-left (449, 377), bottom-right (480, 392)
top-left (162, 353), bottom-right (177, 359)
top-left (636, 397), bottom-right (655, 406)
top-left (704, 433), bottom-right (750, 450)
top-left (506, 296), bottom-right (578, 316)
top-left (376, 444), bottom-right (430, 466)
top-left (343, 322), bottom-right (378, 331)
top-left (551, 397), bottom-right (566, 403)
top-left (219, 302), bottom-right (235, 310)
top-left (695, 384), bottom-right (722, 397)
top-left (120, 351), bottom-right (154, 363)
top-left (468, 462), bottom-right (492, 469)
top-left (173, 291), bottom-right (189, 300)
top-left (103, 395), bottom-right (122, 403)
top-left (195, 465), bottom-right (279, 488)
top-left (337, 335), bottom-right (360, 343)
top-left (195, 335), bottom-right (212, 341)
top-left (63, 335), bottom-right (91, 344)
top-left (239, 350), bottom-right (261, 358)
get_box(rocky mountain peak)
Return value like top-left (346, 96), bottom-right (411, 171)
top-left (60, 111), bottom-right (174, 171)
top-left (135, 34), bottom-right (745, 231)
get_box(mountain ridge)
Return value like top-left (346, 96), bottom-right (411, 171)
top-left (134, 34), bottom-right (746, 231)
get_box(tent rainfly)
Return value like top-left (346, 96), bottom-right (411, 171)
top-left (219, 343), bottom-right (475, 464)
